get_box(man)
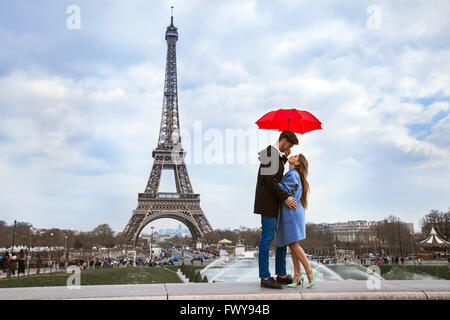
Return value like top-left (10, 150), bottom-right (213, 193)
top-left (254, 130), bottom-right (299, 289)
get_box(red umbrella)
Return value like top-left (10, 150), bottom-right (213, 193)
top-left (255, 108), bottom-right (322, 134)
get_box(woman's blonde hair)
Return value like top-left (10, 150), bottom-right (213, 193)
top-left (293, 154), bottom-right (310, 210)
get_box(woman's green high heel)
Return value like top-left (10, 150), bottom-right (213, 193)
top-left (306, 269), bottom-right (318, 288)
top-left (287, 275), bottom-right (304, 288)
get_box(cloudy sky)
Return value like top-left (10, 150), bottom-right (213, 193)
top-left (0, 0), bottom-right (449, 234)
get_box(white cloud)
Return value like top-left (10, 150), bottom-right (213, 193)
top-left (0, 0), bottom-right (449, 233)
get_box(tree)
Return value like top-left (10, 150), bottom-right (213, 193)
top-left (203, 229), bottom-right (239, 245)
top-left (188, 268), bottom-right (196, 281)
top-left (184, 265), bottom-right (192, 277)
top-left (420, 208), bottom-right (450, 240)
top-left (372, 216), bottom-right (413, 255)
top-left (239, 229), bottom-right (261, 248)
top-left (0, 220), bottom-right (11, 247)
top-left (91, 224), bottom-right (115, 247)
top-left (73, 239), bottom-right (83, 249)
top-left (194, 271), bottom-right (203, 283)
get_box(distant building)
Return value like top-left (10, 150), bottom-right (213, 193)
top-left (400, 222), bottom-right (414, 234)
top-left (154, 227), bottom-right (190, 237)
top-left (414, 232), bottom-right (424, 241)
top-left (317, 220), bottom-right (377, 243)
top-left (316, 219), bottom-right (415, 243)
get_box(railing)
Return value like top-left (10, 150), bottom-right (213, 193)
top-left (138, 193), bottom-right (200, 200)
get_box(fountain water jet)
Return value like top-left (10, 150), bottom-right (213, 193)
top-left (201, 255), bottom-right (344, 283)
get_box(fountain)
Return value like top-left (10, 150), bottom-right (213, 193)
top-left (199, 255), bottom-right (448, 282)
top-left (382, 267), bottom-right (442, 280)
top-left (328, 264), bottom-right (385, 280)
top-left (200, 255), bottom-right (344, 283)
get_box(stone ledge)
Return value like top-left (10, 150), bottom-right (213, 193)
top-left (300, 291), bottom-right (428, 300)
top-left (0, 281), bottom-right (448, 300)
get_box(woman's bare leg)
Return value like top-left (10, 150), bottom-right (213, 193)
top-left (288, 243), bottom-right (302, 282)
top-left (290, 242), bottom-right (313, 283)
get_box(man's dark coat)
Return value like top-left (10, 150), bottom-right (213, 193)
top-left (254, 145), bottom-right (290, 218)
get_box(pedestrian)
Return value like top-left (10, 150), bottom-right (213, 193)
top-left (36, 253), bottom-right (42, 274)
top-left (9, 253), bottom-right (17, 277)
top-left (4, 252), bottom-right (10, 279)
top-left (18, 249), bottom-right (26, 276)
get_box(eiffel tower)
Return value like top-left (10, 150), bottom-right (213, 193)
top-left (122, 10), bottom-right (213, 246)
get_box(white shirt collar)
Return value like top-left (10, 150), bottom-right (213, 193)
top-left (271, 144), bottom-right (283, 157)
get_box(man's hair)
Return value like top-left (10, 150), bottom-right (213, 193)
top-left (279, 130), bottom-right (299, 145)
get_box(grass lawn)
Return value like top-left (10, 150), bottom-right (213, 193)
top-left (165, 265), bottom-right (205, 272)
top-left (0, 266), bottom-right (182, 288)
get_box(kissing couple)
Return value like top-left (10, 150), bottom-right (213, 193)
top-left (254, 130), bottom-right (318, 289)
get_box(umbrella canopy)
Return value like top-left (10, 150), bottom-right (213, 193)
top-left (255, 108), bottom-right (322, 134)
top-left (218, 239), bottom-right (232, 244)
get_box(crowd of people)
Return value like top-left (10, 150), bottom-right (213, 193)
top-left (358, 255), bottom-right (407, 265)
top-left (0, 250), bottom-right (28, 278)
top-left (66, 256), bottom-right (178, 269)
top-left (1, 246), bottom-right (189, 277)
top-left (359, 254), bottom-right (450, 265)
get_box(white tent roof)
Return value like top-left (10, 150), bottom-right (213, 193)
top-left (218, 239), bottom-right (232, 244)
top-left (420, 227), bottom-right (450, 245)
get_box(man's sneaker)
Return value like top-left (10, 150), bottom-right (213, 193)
top-left (276, 274), bottom-right (293, 285)
top-left (260, 277), bottom-right (283, 289)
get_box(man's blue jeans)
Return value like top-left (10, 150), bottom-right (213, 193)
top-left (258, 215), bottom-right (287, 278)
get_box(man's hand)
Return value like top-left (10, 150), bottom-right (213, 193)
top-left (284, 148), bottom-right (291, 158)
top-left (284, 196), bottom-right (298, 210)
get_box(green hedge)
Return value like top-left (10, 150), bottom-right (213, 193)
top-left (376, 264), bottom-right (450, 280)
top-left (194, 271), bottom-right (203, 283)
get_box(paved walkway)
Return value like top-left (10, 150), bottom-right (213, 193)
top-left (0, 280), bottom-right (449, 300)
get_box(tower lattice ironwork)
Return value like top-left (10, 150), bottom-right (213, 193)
top-left (122, 12), bottom-right (213, 246)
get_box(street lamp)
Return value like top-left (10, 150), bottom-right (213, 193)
top-left (334, 243), bottom-right (337, 260)
top-left (49, 232), bottom-right (54, 273)
top-left (147, 238), bottom-right (151, 264)
top-left (150, 226), bottom-right (155, 264)
top-left (27, 227), bottom-right (34, 276)
top-left (64, 235), bottom-right (68, 270)
top-left (397, 220), bottom-right (403, 257)
top-left (12, 220), bottom-right (17, 250)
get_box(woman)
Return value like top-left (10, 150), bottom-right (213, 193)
top-left (276, 154), bottom-right (318, 288)
top-left (18, 249), bottom-right (26, 276)
top-left (36, 253), bottom-right (42, 274)
top-left (9, 253), bottom-right (17, 277)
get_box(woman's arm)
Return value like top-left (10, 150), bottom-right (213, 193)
top-left (278, 171), bottom-right (299, 196)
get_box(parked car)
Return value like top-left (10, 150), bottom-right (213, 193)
top-left (192, 256), bottom-right (203, 261)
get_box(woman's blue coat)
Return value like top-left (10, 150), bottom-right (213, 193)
top-left (276, 169), bottom-right (306, 247)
